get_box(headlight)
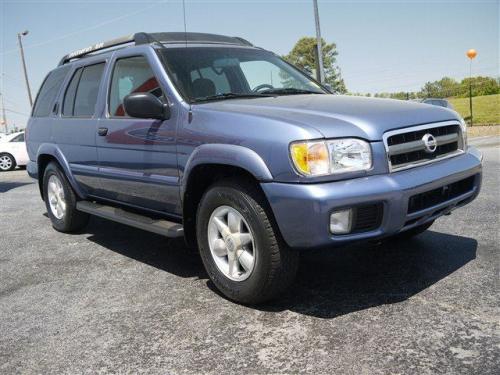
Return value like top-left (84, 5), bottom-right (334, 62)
top-left (290, 138), bottom-right (372, 176)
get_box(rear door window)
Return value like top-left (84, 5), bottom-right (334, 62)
top-left (72, 63), bottom-right (105, 117)
top-left (62, 68), bottom-right (83, 116)
top-left (109, 56), bottom-right (163, 117)
top-left (32, 66), bottom-right (70, 117)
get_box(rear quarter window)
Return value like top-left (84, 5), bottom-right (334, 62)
top-left (32, 66), bottom-right (70, 117)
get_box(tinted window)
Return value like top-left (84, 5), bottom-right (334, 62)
top-left (109, 56), bottom-right (163, 117)
top-left (32, 66), bottom-right (70, 117)
top-left (239, 60), bottom-right (299, 91)
top-left (62, 68), bottom-right (83, 116)
top-left (160, 47), bottom-right (325, 102)
top-left (71, 63), bottom-right (105, 117)
top-left (11, 133), bottom-right (25, 142)
top-left (190, 66), bottom-right (230, 94)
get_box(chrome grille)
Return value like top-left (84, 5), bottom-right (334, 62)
top-left (383, 121), bottom-right (464, 172)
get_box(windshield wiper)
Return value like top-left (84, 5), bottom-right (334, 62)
top-left (193, 92), bottom-right (274, 102)
top-left (259, 88), bottom-right (324, 95)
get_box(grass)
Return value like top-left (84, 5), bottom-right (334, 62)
top-left (448, 94), bottom-right (500, 126)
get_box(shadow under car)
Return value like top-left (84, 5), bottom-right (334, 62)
top-left (79, 216), bottom-right (477, 318)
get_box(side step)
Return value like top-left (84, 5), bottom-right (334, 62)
top-left (76, 201), bottom-right (183, 238)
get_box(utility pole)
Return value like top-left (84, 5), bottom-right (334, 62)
top-left (17, 30), bottom-right (33, 107)
top-left (0, 92), bottom-right (8, 134)
top-left (312, 0), bottom-right (325, 84)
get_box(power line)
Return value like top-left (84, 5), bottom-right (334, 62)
top-left (4, 108), bottom-right (30, 116)
top-left (0, 0), bottom-right (167, 56)
top-left (1, 95), bottom-right (23, 108)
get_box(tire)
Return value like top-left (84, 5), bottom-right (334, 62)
top-left (0, 153), bottom-right (16, 171)
top-left (196, 178), bottom-right (299, 304)
top-left (392, 220), bottom-right (434, 240)
top-left (43, 162), bottom-right (89, 233)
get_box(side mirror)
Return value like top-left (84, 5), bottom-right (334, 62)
top-left (123, 92), bottom-right (170, 120)
top-left (323, 83), bottom-right (333, 92)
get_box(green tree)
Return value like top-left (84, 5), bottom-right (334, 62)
top-left (417, 76), bottom-right (499, 98)
top-left (419, 77), bottom-right (460, 98)
top-left (283, 37), bottom-right (347, 94)
top-left (459, 76), bottom-right (499, 97)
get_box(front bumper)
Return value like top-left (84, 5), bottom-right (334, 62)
top-left (261, 146), bottom-right (482, 249)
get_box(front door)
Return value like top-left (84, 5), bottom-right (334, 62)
top-left (95, 54), bottom-right (180, 215)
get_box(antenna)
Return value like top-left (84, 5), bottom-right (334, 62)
top-left (182, 0), bottom-right (188, 48)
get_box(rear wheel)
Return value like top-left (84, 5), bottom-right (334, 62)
top-left (196, 179), bottom-right (299, 304)
top-left (43, 162), bottom-right (89, 233)
top-left (0, 153), bottom-right (16, 171)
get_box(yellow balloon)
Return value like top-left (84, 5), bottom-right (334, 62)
top-left (466, 49), bottom-right (477, 59)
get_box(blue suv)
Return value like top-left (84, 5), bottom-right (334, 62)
top-left (26, 32), bottom-right (482, 304)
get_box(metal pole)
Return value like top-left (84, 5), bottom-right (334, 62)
top-left (313, 0), bottom-right (325, 84)
top-left (0, 92), bottom-right (8, 134)
top-left (17, 31), bottom-right (33, 107)
top-left (469, 59), bottom-right (473, 126)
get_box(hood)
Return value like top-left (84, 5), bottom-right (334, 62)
top-left (196, 95), bottom-right (460, 140)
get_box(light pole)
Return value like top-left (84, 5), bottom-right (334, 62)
top-left (17, 30), bottom-right (33, 107)
top-left (312, 0), bottom-right (325, 84)
top-left (466, 49), bottom-right (477, 126)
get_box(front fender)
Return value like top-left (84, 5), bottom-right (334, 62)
top-left (36, 143), bottom-right (86, 199)
top-left (181, 143), bottom-right (273, 196)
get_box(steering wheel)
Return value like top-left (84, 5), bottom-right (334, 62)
top-left (252, 84), bottom-right (275, 93)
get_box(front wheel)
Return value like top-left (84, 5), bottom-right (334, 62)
top-left (196, 179), bottom-right (299, 304)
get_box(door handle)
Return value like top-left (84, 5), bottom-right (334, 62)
top-left (97, 127), bottom-right (108, 136)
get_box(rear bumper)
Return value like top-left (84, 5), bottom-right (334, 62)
top-left (261, 146), bottom-right (482, 249)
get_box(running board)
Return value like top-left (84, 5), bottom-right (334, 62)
top-left (76, 201), bottom-right (183, 238)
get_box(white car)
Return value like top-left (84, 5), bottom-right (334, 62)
top-left (0, 132), bottom-right (29, 171)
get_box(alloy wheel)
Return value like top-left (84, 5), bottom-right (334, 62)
top-left (0, 155), bottom-right (13, 171)
top-left (47, 174), bottom-right (66, 219)
top-left (208, 205), bottom-right (256, 281)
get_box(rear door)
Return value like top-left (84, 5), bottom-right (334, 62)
top-left (95, 51), bottom-right (180, 214)
top-left (53, 60), bottom-right (106, 195)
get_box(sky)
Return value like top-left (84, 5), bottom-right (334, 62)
top-left (1, 0), bottom-right (498, 130)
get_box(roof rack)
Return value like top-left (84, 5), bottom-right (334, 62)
top-left (58, 32), bottom-right (254, 65)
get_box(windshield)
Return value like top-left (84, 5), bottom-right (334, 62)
top-left (159, 47), bottom-right (326, 102)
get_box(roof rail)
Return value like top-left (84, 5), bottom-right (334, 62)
top-left (58, 34), bottom-right (135, 65)
top-left (58, 32), bottom-right (254, 65)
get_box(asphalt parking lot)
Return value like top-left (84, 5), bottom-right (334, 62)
top-left (0, 137), bottom-right (498, 374)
